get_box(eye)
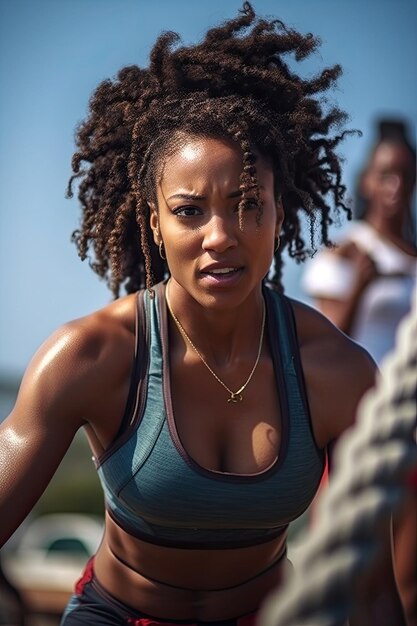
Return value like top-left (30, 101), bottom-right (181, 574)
top-left (173, 206), bottom-right (202, 217)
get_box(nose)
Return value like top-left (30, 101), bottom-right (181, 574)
top-left (202, 214), bottom-right (238, 253)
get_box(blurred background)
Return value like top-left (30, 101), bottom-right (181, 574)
top-left (0, 0), bottom-right (416, 623)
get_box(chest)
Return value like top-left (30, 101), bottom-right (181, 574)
top-left (170, 353), bottom-right (281, 474)
top-left (95, 288), bottom-right (326, 544)
top-left (97, 350), bottom-right (324, 541)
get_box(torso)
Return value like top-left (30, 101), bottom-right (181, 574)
top-left (78, 282), bottom-right (375, 619)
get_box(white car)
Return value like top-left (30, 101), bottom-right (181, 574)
top-left (3, 514), bottom-right (103, 614)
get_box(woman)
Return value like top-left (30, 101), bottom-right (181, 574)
top-left (302, 119), bottom-right (417, 364)
top-left (0, 4), bottom-right (393, 624)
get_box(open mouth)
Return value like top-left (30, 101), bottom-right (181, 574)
top-left (200, 267), bottom-right (243, 283)
top-left (203, 267), bottom-right (240, 276)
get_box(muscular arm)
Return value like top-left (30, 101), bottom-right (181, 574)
top-left (0, 323), bottom-right (99, 545)
top-left (292, 300), bottom-right (377, 448)
top-left (0, 301), bottom-right (135, 547)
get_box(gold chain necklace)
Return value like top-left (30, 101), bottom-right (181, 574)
top-left (165, 285), bottom-right (265, 404)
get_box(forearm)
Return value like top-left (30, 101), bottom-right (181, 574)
top-left (317, 287), bottom-right (365, 336)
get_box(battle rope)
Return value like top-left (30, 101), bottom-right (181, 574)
top-left (259, 288), bottom-right (417, 626)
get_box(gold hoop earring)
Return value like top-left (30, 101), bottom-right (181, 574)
top-left (274, 236), bottom-right (281, 253)
top-left (159, 241), bottom-right (166, 260)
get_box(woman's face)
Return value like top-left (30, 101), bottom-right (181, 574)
top-left (362, 141), bottom-right (416, 220)
top-left (150, 134), bottom-right (283, 309)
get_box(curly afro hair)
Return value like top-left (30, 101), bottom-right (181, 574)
top-left (68, 2), bottom-right (355, 297)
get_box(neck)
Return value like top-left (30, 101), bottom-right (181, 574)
top-left (366, 211), bottom-right (408, 240)
top-left (165, 280), bottom-right (265, 367)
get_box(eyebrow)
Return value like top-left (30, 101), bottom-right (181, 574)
top-left (166, 189), bottom-right (260, 201)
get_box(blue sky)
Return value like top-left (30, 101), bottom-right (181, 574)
top-left (0, 0), bottom-right (416, 376)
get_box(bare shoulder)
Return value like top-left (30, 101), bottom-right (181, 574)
top-left (289, 298), bottom-right (377, 448)
top-left (0, 294), bottom-right (139, 546)
top-left (10, 293), bottom-right (138, 432)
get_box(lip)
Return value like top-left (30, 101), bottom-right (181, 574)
top-left (200, 263), bottom-right (243, 273)
top-left (199, 266), bottom-right (244, 287)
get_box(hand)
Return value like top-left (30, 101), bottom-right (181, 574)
top-left (338, 242), bottom-right (379, 296)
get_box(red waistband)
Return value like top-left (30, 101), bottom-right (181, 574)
top-left (75, 556), bottom-right (95, 595)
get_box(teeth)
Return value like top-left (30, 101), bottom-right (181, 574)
top-left (210, 268), bottom-right (236, 274)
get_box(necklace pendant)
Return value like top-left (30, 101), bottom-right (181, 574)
top-left (228, 392), bottom-right (243, 403)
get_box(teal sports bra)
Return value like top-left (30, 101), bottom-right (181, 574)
top-left (95, 282), bottom-right (325, 549)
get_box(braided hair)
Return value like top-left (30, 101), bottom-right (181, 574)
top-left (68, 2), bottom-right (354, 297)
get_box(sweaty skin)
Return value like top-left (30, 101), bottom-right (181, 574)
top-left (0, 136), bottom-right (377, 620)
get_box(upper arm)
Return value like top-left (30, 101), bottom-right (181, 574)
top-left (313, 334), bottom-right (377, 447)
top-left (0, 321), bottom-right (106, 546)
top-left (292, 300), bottom-right (377, 449)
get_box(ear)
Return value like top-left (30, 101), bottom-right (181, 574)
top-left (149, 204), bottom-right (161, 245)
top-left (275, 196), bottom-right (284, 237)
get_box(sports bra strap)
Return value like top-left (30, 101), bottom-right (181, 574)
top-left (97, 289), bottom-right (149, 466)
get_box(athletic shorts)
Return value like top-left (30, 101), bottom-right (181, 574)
top-left (61, 558), bottom-right (258, 626)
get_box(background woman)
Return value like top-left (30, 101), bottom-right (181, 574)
top-left (302, 118), bottom-right (416, 363)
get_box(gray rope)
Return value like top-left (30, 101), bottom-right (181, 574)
top-left (259, 288), bottom-right (417, 626)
